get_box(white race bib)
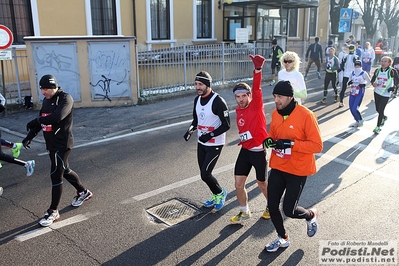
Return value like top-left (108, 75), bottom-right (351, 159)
top-left (239, 130), bottom-right (253, 142)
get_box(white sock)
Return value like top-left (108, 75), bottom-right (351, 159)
top-left (239, 205), bottom-right (249, 213)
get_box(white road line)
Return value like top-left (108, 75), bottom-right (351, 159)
top-left (122, 163), bottom-right (235, 203)
top-left (127, 125), bottom-right (398, 203)
top-left (14, 212), bottom-right (100, 242)
top-left (316, 152), bottom-right (399, 182)
top-left (324, 135), bottom-right (399, 160)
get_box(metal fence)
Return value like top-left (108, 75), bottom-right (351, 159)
top-left (0, 40), bottom-right (340, 104)
top-left (7, 37), bottom-right (398, 104)
top-left (136, 41), bottom-right (314, 97)
top-left (0, 48), bottom-right (31, 105)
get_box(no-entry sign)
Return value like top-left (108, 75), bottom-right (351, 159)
top-left (0, 25), bottom-right (13, 50)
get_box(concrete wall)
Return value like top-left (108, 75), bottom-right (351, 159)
top-left (24, 36), bottom-right (138, 108)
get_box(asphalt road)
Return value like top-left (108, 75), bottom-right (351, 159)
top-left (0, 73), bottom-right (398, 265)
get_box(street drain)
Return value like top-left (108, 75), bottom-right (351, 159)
top-left (146, 198), bottom-right (201, 226)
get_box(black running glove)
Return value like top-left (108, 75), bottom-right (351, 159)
top-left (22, 138), bottom-right (32, 149)
top-left (199, 133), bottom-right (213, 143)
top-left (275, 139), bottom-right (292, 150)
top-left (183, 125), bottom-right (196, 141)
top-left (263, 137), bottom-right (276, 149)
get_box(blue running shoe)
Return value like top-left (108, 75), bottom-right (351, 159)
top-left (213, 188), bottom-right (227, 212)
top-left (25, 160), bottom-right (35, 177)
top-left (203, 194), bottom-right (216, 207)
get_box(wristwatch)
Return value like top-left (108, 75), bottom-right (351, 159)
top-left (291, 141), bottom-right (295, 147)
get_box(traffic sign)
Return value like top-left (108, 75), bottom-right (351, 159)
top-left (0, 50), bottom-right (12, 60)
top-left (0, 25), bottom-right (13, 50)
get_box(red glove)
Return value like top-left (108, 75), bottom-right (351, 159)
top-left (249, 54), bottom-right (265, 69)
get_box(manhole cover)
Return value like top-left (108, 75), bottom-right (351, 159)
top-left (146, 198), bottom-right (201, 226)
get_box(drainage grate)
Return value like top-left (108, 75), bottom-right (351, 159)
top-left (146, 198), bottom-right (201, 226)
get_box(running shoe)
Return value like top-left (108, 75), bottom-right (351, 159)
top-left (339, 102), bottom-right (344, 107)
top-left (39, 209), bottom-right (60, 227)
top-left (317, 72), bottom-right (321, 79)
top-left (307, 208), bottom-right (319, 237)
top-left (373, 126), bottom-right (381, 134)
top-left (349, 121), bottom-right (359, 128)
top-left (12, 143), bottom-right (22, 158)
top-left (213, 188), bottom-right (227, 212)
top-left (381, 116), bottom-right (388, 126)
top-left (304, 76), bottom-right (308, 81)
top-left (24, 160), bottom-right (35, 177)
top-left (0, 186), bottom-right (3, 196)
top-left (265, 235), bottom-right (290, 252)
top-left (321, 98), bottom-right (327, 104)
top-left (334, 95), bottom-right (338, 103)
top-left (262, 208), bottom-right (271, 219)
top-left (71, 189), bottom-right (93, 207)
top-left (357, 120), bottom-right (364, 127)
top-left (203, 194), bottom-right (216, 207)
top-left (0, 162), bottom-right (2, 169)
top-left (230, 210), bottom-right (251, 224)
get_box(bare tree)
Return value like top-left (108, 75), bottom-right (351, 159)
top-left (329, 0), bottom-right (352, 35)
top-left (381, 0), bottom-right (399, 37)
top-left (354, 0), bottom-right (385, 40)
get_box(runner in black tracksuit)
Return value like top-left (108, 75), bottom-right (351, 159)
top-left (184, 71), bottom-right (230, 212)
top-left (23, 74), bottom-right (93, 227)
top-left (321, 47), bottom-right (340, 103)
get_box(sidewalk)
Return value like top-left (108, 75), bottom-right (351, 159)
top-left (0, 71), bottom-right (324, 146)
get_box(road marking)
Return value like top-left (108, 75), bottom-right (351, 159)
top-left (126, 123), bottom-right (399, 203)
top-left (324, 135), bottom-right (399, 160)
top-left (122, 163), bottom-right (235, 203)
top-left (14, 212), bottom-right (100, 242)
top-left (317, 152), bottom-right (399, 182)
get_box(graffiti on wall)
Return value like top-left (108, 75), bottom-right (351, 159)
top-left (32, 43), bottom-right (81, 101)
top-left (88, 42), bottom-right (131, 100)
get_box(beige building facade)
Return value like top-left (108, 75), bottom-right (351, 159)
top-left (1, 0), bottom-right (330, 107)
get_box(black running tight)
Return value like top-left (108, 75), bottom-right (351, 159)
top-left (0, 130), bottom-right (25, 166)
top-left (339, 76), bottom-right (350, 103)
top-left (197, 143), bottom-right (223, 195)
top-left (267, 169), bottom-right (313, 238)
top-left (49, 149), bottom-right (85, 210)
top-left (373, 92), bottom-right (389, 127)
top-left (323, 72), bottom-right (338, 97)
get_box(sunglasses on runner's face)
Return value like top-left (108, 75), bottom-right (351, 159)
top-left (284, 60), bottom-right (294, 64)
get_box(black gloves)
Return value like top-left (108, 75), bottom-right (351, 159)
top-left (275, 139), bottom-right (292, 150)
top-left (26, 118), bottom-right (41, 131)
top-left (22, 138), bottom-right (32, 149)
top-left (199, 133), bottom-right (213, 143)
top-left (22, 130), bottom-right (38, 149)
top-left (183, 125), bottom-right (196, 141)
top-left (264, 138), bottom-right (293, 149)
top-left (388, 86), bottom-right (396, 92)
top-left (359, 84), bottom-right (366, 88)
top-left (263, 137), bottom-right (276, 149)
top-left (347, 80), bottom-right (353, 85)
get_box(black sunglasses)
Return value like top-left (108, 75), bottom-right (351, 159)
top-left (284, 60), bottom-right (294, 64)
